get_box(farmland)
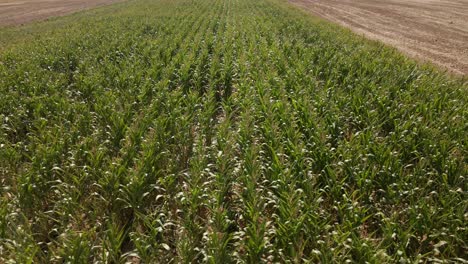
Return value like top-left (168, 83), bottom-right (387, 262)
top-left (289, 0), bottom-right (468, 75)
top-left (0, 0), bottom-right (122, 26)
top-left (0, 0), bottom-right (467, 262)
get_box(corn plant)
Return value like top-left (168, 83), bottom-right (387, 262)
top-left (0, 0), bottom-right (466, 262)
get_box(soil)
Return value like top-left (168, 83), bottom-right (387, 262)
top-left (0, 0), bottom-right (122, 26)
top-left (290, 0), bottom-right (468, 75)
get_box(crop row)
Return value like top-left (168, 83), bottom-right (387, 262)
top-left (0, 0), bottom-right (466, 262)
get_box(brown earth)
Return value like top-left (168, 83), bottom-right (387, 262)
top-left (290, 0), bottom-right (468, 75)
top-left (0, 0), bottom-right (122, 26)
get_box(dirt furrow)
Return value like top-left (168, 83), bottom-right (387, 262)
top-left (290, 0), bottom-right (468, 75)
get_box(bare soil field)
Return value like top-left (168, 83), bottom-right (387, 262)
top-left (0, 0), bottom-right (122, 26)
top-left (290, 0), bottom-right (468, 75)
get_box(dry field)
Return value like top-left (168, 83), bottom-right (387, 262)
top-left (0, 0), bottom-right (121, 26)
top-left (290, 0), bottom-right (468, 75)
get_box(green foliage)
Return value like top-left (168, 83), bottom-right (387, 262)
top-left (0, 0), bottom-right (466, 262)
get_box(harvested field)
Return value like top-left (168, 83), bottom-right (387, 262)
top-left (290, 0), bottom-right (468, 75)
top-left (0, 0), bottom-right (122, 26)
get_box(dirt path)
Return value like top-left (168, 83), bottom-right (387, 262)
top-left (0, 0), bottom-right (122, 26)
top-left (290, 0), bottom-right (468, 75)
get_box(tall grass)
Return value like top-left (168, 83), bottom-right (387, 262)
top-left (0, 0), bottom-right (466, 262)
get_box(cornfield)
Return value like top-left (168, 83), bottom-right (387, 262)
top-left (0, 0), bottom-right (466, 262)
